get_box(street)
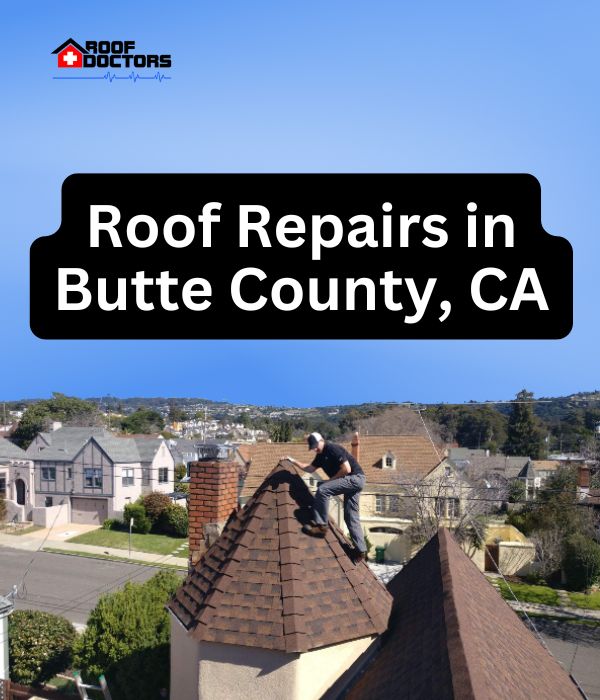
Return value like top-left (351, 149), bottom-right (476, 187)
top-left (0, 546), bottom-right (183, 626)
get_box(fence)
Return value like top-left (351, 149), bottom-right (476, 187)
top-left (0, 679), bottom-right (73, 700)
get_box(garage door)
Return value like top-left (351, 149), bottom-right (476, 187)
top-left (71, 497), bottom-right (108, 525)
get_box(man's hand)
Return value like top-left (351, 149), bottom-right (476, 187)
top-left (331, 461), bottom-right (352, 479)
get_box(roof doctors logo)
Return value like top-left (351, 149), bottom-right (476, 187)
top-left (51, 38), bottom-right (172, 83)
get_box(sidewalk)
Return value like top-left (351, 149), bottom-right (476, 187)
top-left (0, 525), bottom-right (188, 568)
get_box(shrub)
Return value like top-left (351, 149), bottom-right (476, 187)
top-left (563, 534), bottom-right (600, 591)
top-left (73, 570), bottom-right (181, 700)
top-left (159, 503), bottom-right (188, 537)
top-left (123, 502), bottom-right (151, 534)
top-left (9, 610), bottom-right (76, 686)
top-left (174, 463), bottom-right (187, 481)
top-left (142, 492), bottom-right (172, 526)
top-left (0, 495), bottom-right (6, 522)
top-left (102, 518), bottom-right (121, 531)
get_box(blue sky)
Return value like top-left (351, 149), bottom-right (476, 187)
top-left (2, 2), bottom-right (598, 406)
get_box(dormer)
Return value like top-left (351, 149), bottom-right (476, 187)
top-left (382, 451), bottom-right (396, 469)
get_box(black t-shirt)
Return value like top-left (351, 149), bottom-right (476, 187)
top-left (312, 442), bottom-right (364, 478)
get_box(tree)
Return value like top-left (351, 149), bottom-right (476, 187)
top-left (74, 571), bottom-right (180, 700)
top-left (12, 392), bottom-right (100, 448)
top-left (563, 534), bottom-right (600, 591)
top-left (142, 492), bottom-right (172, 527)
top-left (269, 421), bottom-right (293, 442)
top-left (120, 408), bottom-right (164, 434)
top-left (9, 610), bottom-right (76, 686)
top-left (504, 390), bottom-right (545, 458)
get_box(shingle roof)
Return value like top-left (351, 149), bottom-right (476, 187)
top-left (239, 436), bottom-right (441, 497)
top-left (345, 528), bottom-right (581, 700)
top-left (132, 437), bottom-right (164, 462)
top-left (26, 426), bottom-right (109, 460)
top-left (169, 461), bottom-right (392, 653)
top-left (517, 460), bottom-right (536, 479)
top-left (94, 436), bottom-right (140, 463)
top-left (0, 438), bottom-right (27, 460)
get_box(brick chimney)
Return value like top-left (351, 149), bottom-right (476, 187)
top-left (577, 465), bottom-right (590, 501)
top-left (188, 460), bottom-right (238, 567)
top-left (351, 431), bottom-right (360, 462)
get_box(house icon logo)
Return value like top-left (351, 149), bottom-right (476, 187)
top-left (51, 38), bottom-right (88, 68)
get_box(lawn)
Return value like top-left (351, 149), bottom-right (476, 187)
top-left (494, 579), bottom-right (561, 606)
top-left (67, 528), bottom-right (187, 555)
top-left (567, 591), bottom-right (600, 610)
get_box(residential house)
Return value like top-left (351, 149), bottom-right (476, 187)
top-left (0, 438), bottom-right (33, 522)
top-left (236, 434), bottom-right (463, 562)
top-left (168, 459), bottom-right (581, 700)
top-left (25, 426), bottom-right (174, 524)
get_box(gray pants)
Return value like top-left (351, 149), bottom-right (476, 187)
top-left (314, 473), bottom-right (367, 552)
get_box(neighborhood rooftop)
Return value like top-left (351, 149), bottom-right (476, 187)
top-left (345, 528), bottom-right (582, 700)
top-left (169, 461), bottom-right (393, 653)
top-left (238, 435), bottom-right (441, 497)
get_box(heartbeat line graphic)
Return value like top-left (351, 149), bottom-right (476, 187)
top-left (53, 71), bottom-right (171, 83)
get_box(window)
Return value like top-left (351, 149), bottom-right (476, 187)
top-left (158, 468), bottom-right (169, 484)
top-left (0, 474), bottom-right (6, 496)
top-left (84, 468), bottom-right (102, 489)
top-left (44, 496), bottom-right (53, 507)
top-left (142, 467), bottom-right (150, 486)
top-left (375, 495), bottom-right (400, 514)
top-left (383, 452), bottom-right (396, 469)
top-left (448, 498), bottom-right (460, 518)
top-left (41, 466), bottom-right (56, 481)
top-left (435, 497), bottom-right (460, 519)
top-left (66, 467), bottom-right (73, 480)
top-left (122, 468), bottom-right (134, 487)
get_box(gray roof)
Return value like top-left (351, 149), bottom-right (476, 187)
top-left (94, 436), bottom-right (140, 463)
top-left (132, 437), bottom-right (164, 462)
top-left (451, 454), bottom-right (530, 480)
top-left (27, 427), bottom-right (142, 464)
top-left (0, 438), bottom-right (27, 460)
top-left (518, 461), bottom-right (536, 479)
top-left (166, 439), bottom-right (200, 465)
top-left (26, 426), bottom-right (109, 460)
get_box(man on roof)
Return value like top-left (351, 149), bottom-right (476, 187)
top-left (287, 432), bottom-right (367, 562)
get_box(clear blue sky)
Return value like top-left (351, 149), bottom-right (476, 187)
top-left (2, 2), bottom-right (598, 406)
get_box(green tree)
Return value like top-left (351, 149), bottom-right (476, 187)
top-left (142, 492), bottom-right (172, 527)
top-left (9, 610), bottom-right (76, 686)
top-left (74, 571), bottom-right (180, 700)
top-left (504, 390), bottom-right (545, 458)
top-left (563, 534), bottom-right (600, 591)
top-left (120, 408), bottom-right (165, 434)
top-left (12, 392), bottom-right (100, 448)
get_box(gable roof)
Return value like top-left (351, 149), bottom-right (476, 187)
top-left (26, 427), bottom-right (110, 461)
top-left (0, 438), bottom-right (27, 460)
top-left (239, 435), bottom-right (441, 497)
top-left (518, 460), bottom-right (536, 479)
top-left (51, 38), bottom-right (88, 54)
top-left (344, 528), bottom-right (581, 700)
top-left (169, 461), bottom-right (392, 653)
top-left (132, 436), bottom-right (164, 462)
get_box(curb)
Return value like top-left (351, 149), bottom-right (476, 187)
top-left (42, 547), bottom-right (187, 571)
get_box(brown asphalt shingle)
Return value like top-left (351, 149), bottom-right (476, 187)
top-left (239, 436), bottom-right (441, 497)
top-left (345, 528), bottom-right (581, 700)
top-left (169, 461), bottom-right (392, 653)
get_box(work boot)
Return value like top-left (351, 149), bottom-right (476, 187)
top-left (302, 522), bottom-right (327, 538)
top-left (350, 548), bottom-right (368, 563)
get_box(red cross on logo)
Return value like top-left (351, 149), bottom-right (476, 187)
top-left (57, 45), bottom-right (83, 68)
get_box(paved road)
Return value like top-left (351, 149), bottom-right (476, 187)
top-left (0, 546), bottom-right (183, 626)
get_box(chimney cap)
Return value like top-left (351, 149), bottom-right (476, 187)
top-left (194, 442), bottom-right (234, 461)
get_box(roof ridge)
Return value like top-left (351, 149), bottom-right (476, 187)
top-left (437, 529), bottom-right (479, 700)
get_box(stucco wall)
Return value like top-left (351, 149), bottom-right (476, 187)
top-left (170, 614), bottom-right (375, 700)
top-left (295, 635), bottom-right (375, 699)
top-left (111, 462), bottom-right (143, 516)
top-left (32, 502), bottom-right (70, 527)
